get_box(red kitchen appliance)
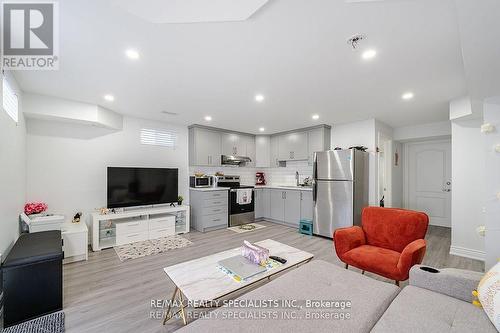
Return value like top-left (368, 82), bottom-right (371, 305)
top-left (255, 172), bottom-right (266, 185)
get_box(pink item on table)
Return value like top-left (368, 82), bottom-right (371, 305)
top-left (242, 240), bottom-right (269, 266)
top-left (24, 202), bottom-right (48, 215)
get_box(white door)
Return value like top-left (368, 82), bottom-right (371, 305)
top-left (406, 140), bottom-right (451, 227)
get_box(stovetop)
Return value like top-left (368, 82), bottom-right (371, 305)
top-left (216, 175), bottom-right (254, 190)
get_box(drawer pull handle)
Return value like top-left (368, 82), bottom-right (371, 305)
top-left (213, 201), bottom-right (221, 204)
top-left (213, 219), bottom-right (221, 222)
top-left (128, 233), bottom-right (140, 237)
top-left (213, 209), bottom-right (221, 212)
top-left (127, 222), bottom-right (140, 226)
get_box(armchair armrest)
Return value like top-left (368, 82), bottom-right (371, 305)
top-left (409, 265), bottom-right (483, 302)
top-left (333, 226), bottom-right (366, 258)
top-left (397, 239), bottom-right (426, 279)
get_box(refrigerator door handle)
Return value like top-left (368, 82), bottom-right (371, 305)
top-left (313, 181), bottom-right (317, 202)
top-left (313, 153), bottom-right (318, 180)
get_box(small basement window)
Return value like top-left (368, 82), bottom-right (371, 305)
top-left (140, 128), bottom-right (177, 148)
top-left (2, 75), bottom-right (19, 123)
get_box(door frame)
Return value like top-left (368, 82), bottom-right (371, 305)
top-left (402, 138), bottom-right (452, 217)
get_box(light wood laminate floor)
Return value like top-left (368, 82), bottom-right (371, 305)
top-left (63, 222), bottom-right (483, 333)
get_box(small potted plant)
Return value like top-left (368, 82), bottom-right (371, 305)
top-left (177, 195), bottom-right (184, 206)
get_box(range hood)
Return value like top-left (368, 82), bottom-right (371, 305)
top-left (221, 155), bottom-right (252, 165)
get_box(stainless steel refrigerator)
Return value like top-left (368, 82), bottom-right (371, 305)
top-left (313, 149), bottom-right (369, 238)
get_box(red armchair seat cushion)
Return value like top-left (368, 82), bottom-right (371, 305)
top-left (343, 245), bottom-right (401, 280)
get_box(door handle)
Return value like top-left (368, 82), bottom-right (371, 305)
top-left (313, 183), bottom-right (317, 202)
top-left (442, 189), bottom-right (451, 192)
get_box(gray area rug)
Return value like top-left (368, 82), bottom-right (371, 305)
top-left (114, 234), bottom-right (193, 261)
top-left (3, 311), bottom-right (64, 333)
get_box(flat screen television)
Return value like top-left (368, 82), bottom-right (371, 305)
top-left (107, 167), bottom-right (178, 208)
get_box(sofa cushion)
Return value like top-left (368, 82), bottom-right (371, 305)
top-left (371, 286), bottom-right (497, 333)
top-left (343, 245), bottom-right (400, 278)
top-left (177, 260), bottom-right (400, 333)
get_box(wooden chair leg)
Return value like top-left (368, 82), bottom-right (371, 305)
top-left (345, 264), bottom-right (348, 269)
top-left (395, 280), bottom-right (400, 287)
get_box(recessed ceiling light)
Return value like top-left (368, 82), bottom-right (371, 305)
top-left (125, 49), bottom-right (140, 60)
top-left (255, 94), bottom-right (265, 102)
top-left (103, 94), bottom-right (115, 102)
top-left (312, 114), bottom-right (320, 120)
top-left (259, 127), bottom-right (265, 132)
top-left (204, 116), bottom-right (212, 121)
top-left (402, 92), bottom-right (414, 100)
top-left (362, 49), bottom-right (377, 60)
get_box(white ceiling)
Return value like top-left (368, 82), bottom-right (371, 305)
top-left (113, 0), bottom-right (269, 24)
top-left (14, 0), bottom-right (470, 134)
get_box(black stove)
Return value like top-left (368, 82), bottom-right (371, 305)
top-left (216, 175), bottom-right (255, 227)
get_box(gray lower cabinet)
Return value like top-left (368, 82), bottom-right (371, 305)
top-left (190, 189), bottom-right (228, 232)
top-left (300, 191), bottom-right (313, 221)
top-left (270, 189), bottom-right (285, 221)
top-left (256, 188), bottom-right (312, 227)
top-left (255, 188), bottom-right (270, 219)
top-left (284, 190), bottom-right (301, 226)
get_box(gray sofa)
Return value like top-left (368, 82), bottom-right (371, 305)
top-left (177, 260), bottom-right (496, 332)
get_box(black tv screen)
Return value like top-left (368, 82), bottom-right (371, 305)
top-left (107, 167), bottom-right (178, 208)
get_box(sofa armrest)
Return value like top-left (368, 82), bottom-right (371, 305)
top-left (409, 265), bottom-right (483, 302)
top-left (333, 226), bottom-right (366, 258)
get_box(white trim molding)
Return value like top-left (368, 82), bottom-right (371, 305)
top-left (450, 245), bottom-right (485, 261)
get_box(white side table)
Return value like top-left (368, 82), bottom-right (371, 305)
top-left (62, 222), bottom-right (88, 264)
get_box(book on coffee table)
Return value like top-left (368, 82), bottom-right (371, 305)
top-left (218, 255), bottom-right (267, 280)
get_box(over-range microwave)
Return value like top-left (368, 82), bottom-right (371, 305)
top-left (190, 176), bottom-right (213, 188)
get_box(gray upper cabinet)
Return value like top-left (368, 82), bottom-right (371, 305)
top-left (221, 133), bottom-right (246, 156)
top-left (270, 136), bottom-right (280, 167)
top-left (189, 127), bottom-right (221, 166)
top-left (255, 136), bottom-right (271, 168)
top-left (277, 131), bottom-right (308, 161)
top-left (307, 127), bottom-right (331, 165)
top-left (243, 135), bottom-right (256, 166)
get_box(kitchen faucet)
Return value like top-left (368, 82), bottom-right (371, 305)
top-left (296, 171), bottom-right (300, 186)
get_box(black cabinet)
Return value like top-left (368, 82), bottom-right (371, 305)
top-left (2, 231), bottom-right (63, 327)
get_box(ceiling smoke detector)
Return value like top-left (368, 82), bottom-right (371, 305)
top-left (347, 34), bottom-right (366, 49)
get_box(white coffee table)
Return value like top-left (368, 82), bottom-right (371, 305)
top-left (162, 239), bottom-right (314, 325)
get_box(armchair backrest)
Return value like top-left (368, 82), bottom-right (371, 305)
top-left (361, 207), bottom-right (429, 253)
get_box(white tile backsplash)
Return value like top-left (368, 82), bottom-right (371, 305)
top-left (189, 160), bottom-right (313, 187)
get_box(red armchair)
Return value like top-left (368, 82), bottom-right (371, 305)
top-left (334, 207), bottom-right (429, 285)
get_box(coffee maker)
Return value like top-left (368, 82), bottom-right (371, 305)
top-left (255, 172), bottom-right (266, 185)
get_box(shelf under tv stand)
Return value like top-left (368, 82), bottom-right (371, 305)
top-left (91, 205), bottom-right (190, 251)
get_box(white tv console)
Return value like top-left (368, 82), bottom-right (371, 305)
top-left (91, 205), bottom-right (190, 251)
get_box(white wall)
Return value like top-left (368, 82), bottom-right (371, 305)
top-left (0, 72), bottom-right (26, 257)
top-left (450, 118), bottom-right (486, 261)
top-left (393, 121), bottom-right (451, 142)
top-left (331, 119), bottom-right (384, 206)
top-left (26, 116), bottom-right (189, 229)
top-left (483, 102), bottom-right (500, 269)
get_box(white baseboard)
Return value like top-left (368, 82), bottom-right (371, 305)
top-left (450, 245), bottom-right (486, 261)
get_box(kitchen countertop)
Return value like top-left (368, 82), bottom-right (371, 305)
top-left (253, 185), bottom-right (313, 191)
top-left (189, 187), bottom-right (231, 192)
top-left (189, 185), bottom-right (313, 192)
